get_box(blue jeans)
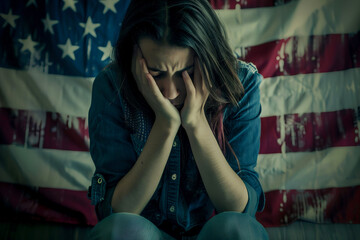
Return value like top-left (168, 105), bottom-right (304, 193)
top-left (88, 212), bottom-right (269, 240)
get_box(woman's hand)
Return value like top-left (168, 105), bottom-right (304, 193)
top-left (131, 45), bottom-right (181, 128)
top-left (181, 57), bottom-right (210, 130)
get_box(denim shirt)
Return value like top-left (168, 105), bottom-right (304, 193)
top-left (87, 60), bottom-right (265, 233)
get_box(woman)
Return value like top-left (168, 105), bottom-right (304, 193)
top-left (88, 0), bottom-right (268, 239)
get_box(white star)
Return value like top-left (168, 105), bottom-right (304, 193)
top-left (0, 9), bottom-right (20, 28)
top-left (18, 35), bottom-right (39, 54)
top-left (57, 38), bottom-right (80, 60)
top-left (98, 41), bottom-right (113, 61)
top-left (26, 0), bottom-right (37, 7)
top-left (62, 0), bottom-right (78, 12)
top-left (100, 0), bottom-right (119, 14)
top-left (79, 16), bottom-right (101, 38)
top-left (42, 14), bottom-right (58, 35)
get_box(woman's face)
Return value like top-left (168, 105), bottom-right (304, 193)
top-left (138, 38), bottom-right (194, 108)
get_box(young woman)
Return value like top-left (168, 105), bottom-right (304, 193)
top-left (87, 0), bottom-right (268, 239)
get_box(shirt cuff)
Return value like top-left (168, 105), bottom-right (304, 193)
top-left (242, 181), bottom-right (259, 217)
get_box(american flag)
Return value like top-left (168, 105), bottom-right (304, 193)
top-left (0, 0), bottom-right (359, 228)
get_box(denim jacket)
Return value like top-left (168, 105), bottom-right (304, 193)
top-left (87, 60), bottom-right (265, 233)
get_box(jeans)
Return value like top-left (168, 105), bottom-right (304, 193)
top-left (88, 212), bottom-right (269, 240)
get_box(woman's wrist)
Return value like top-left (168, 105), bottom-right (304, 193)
top-left (155, 115), bottom-right (181, 133)
top-left (182, 112), bottom-right (208, 133)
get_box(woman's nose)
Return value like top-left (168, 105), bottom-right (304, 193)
top-left (158, 78), bottom-right (180, 100)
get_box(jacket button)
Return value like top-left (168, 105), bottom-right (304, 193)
top-left (172, 141), bottom-right (177, 147)
top-left (171, 174), bottom-right (177, 180)
top-left (169, 205), bottom-right (175, 212)
top-left (97, 178), bottom-right (102, 184)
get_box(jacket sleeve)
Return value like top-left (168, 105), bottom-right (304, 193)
top-left (223, 61), bottom-right (265, 213)
top-left (88, 65), bottom-right (137, 221)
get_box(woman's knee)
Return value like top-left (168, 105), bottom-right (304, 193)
top-left (197, 212), bottom-right (268, 240)
top-left (89, 213), bottom-right (162, 240)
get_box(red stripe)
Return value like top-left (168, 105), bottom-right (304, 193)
top-left (0, 182), bottom-right (97, 226)
top-left (1, 181), bottom-right (358, 227)
top-left (209, 0), bottom-right (293, 9)
top-left (256, 186), bottom-right (360, 227)
top-left (260, 109), bottom-right (360, 154)
top-left (237, 33), bottom-right (360, 78)
top-left (0, 107), bottom-right (89, 151)
top-left (2, 107), bottom-right (359, 153)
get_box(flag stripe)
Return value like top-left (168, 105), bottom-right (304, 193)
top-left (1, 106), bottom-right (359, 154)
top-left (0, 67), bottom-right (93, 117)
top-left (0, 145), bottom-right (94, 191)
top-left (238, 33), bottom-right (360, 78)
top-left (256, 146), bottom-right (360, 192)
top-left (1, 181), bottom-right (359, 227)
top-left (260, 68), bottom-right (360, 117)
top-left (0, 182), bottom-right (97, 225)
top-left (257, 186), bottom-right (360, 227)
top-left (259, 109), bottom-right (360, 154)
top-left (2, 67), bottom-right (359, 122)
top-left (216, 0), bottom-right (360, 47)
top-left (2, 107), bottom-right (359, 153)
top-left (0, 107), bottom-right (89, 152)
top-left (1, 145), bottom-right (359, 192)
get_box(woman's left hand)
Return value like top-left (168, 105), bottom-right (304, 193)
top-left (181, 57), bottom-right (210, 130)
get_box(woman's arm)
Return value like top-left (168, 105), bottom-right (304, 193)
top-left (181, 59), bottom-right (252, 213)
top-left (111, 119), bottom-right (178, 214)
top-left (184, 118), bottom-right (249, 213)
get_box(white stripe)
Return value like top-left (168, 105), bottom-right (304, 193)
top-left (260, 68), bottom-right (360, 117)
top-left (256, 146), bottom-right (360, 192)
top-left (2, 67), bottom-right (359, 120)
top-left (0, 145), bottom-right (94, 191)
top-left (216, 0), bottom-right (360, 47)
top-left (3, 144), bottom-right (357, 192)
top-left (0, 67), bottom-right (93, 117)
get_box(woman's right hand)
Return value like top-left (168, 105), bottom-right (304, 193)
top-left (131, 45), bottom-right (181, 129)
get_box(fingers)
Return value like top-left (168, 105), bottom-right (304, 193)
top-left (133, 46), bottom-right (159, 96)
top-left (140, 59), bottom-right (163, 99)
top-left (182, 70), bottom-right (196, 98)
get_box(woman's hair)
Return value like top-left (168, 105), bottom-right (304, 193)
top-left (115, 0), bottom-right (244, 167)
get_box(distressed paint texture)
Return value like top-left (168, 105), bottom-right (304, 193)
top-left (0, 107), bottom-right (89, 151)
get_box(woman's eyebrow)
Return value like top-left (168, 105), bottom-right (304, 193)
top-left (148, 65), bottom-right (194, 73)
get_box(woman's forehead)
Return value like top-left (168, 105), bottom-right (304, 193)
top-left (139, 38), bottom-right (194, 71)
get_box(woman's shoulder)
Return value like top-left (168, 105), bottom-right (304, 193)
top-left (223, 61), bottom-right (262, 119)
top-left (94, 62), bottom-right (121, 86)
top-left (91, 62), bottom-right (123, 99)
top-left (236, 60), bottom-right (262, 88)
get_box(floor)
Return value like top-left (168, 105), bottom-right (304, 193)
top-left (1, 220), bottom-right (360, 240)
top-left (0, 220), bottom-right (92, 240)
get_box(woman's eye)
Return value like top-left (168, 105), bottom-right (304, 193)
top-left (151, 72), bottom-right (162, 79)
top-left (153, 75), bottom-right (161, 80)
